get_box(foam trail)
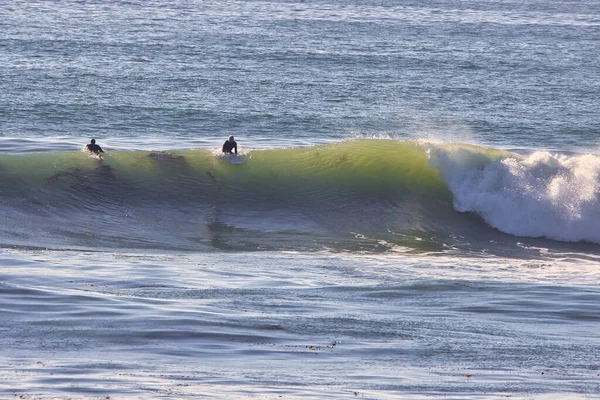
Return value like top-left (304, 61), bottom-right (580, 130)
top-left (428, 144), bottom-right (600, 243)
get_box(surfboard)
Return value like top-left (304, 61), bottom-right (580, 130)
top-left (83, 145), bottom-right (104, 160)
top-left (87, 152), bottom-right (103, 161)
top-left (227, 154), bottom-right (243, 164)
top-left (217, 153), bottom-right (243, 164)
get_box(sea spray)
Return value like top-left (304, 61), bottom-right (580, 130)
top-left (427, 143), bottom-right (600, 243)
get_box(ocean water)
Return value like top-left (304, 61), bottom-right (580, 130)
top-left (1, 0), bottom-right (600, 399)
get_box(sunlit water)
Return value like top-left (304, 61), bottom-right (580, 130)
top-left (1, 0), bottom-right (600, 398)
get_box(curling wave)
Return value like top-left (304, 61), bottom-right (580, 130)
top-left (1, 140), bottom-right (599, 252)
top-left (426, 143), bottom-right (600, 244)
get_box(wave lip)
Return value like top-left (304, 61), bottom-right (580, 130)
top-left (427, 143), bottom-right (600, 244)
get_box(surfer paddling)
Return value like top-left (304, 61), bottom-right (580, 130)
top-left (222, 136), bottom-right (237, 155)
top-left (86, 139), bottom-right (105, 156)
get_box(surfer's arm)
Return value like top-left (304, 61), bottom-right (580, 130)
top-left (234, 143), bottom-right (237, 155)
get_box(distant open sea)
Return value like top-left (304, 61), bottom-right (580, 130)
top-left (1, 1), bottom-right (600, 399)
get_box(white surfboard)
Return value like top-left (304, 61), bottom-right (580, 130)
top-left (87, 152), bottom-right (103, 161)
top-left (228, 154), bottom-right (243, 164)
top-left (218, 153), bottom-right (243, 164)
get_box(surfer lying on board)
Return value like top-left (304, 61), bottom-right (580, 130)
top-left (86, 139), bottom-right (104, 156)
top-left (222, 136), bottom-right (237, 155)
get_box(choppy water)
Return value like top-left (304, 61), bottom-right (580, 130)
top-left (1, 0), bottom-right (600, 399)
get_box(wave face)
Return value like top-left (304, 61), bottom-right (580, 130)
top-left (1, 140), bottom-right (599, 253)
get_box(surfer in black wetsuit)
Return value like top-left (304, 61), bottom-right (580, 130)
top-left (86, 139), bottom-right (104, 155)
top-left (222, 136), bottom-right (237, 155)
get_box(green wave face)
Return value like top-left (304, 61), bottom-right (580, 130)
top-left (1, 140), bottom-right (547, 253)
top-left (0, 139), bottom-right (452, 201)
top-left (210, 139), bottom-right (452, 199)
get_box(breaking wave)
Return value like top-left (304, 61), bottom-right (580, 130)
top-left (1, 139), bottom-right (599, 252)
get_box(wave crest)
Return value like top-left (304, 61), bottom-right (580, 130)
top-left (427, 143), bottom-right (600, 243)
top-left (1, 140), bottom-right (599, 250)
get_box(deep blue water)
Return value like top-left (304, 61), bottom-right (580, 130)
top-left (2, 0), bottom-right (599, 151)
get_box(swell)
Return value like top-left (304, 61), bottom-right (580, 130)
top-left (0, 140), bottom-right (449, 202)
top-left (1, 139), bottom-right (599, 252)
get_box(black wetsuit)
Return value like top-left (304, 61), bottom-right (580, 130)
top-left (86, 143), bottom-right (104, 154)
top-left (222, 140), bottom-right (237, 155)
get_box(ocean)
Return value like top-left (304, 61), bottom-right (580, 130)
top-left (1, 0), bottom-right (599, 399)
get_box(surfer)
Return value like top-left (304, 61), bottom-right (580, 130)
top-left (222, 136), bottom-right (237, 155)
top-left (86, 139), bottom-right (104, 155)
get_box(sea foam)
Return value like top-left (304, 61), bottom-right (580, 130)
top-left (428, 144), bottom-right (600, 243)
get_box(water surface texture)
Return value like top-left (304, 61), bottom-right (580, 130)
top-left (1, 1), bottom-right (599, 399)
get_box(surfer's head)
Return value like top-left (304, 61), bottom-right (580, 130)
top-left (228, 136), bottom-right (234, 142)
top-left (90, 139), bottom-right (96, 144)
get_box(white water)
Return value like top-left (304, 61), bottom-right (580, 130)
top-left (429, 145), bottom-right (600, 244)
